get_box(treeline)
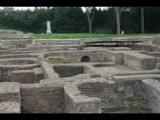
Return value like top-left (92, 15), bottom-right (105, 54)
top-left (0, 7), bottom-right (160, 34)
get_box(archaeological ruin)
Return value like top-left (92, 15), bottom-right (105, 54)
top-left (1, 35), bottom-right (160, 113)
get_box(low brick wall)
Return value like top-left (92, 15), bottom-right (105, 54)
top-left (40, 61), bottom-right (59, 79)
top-left (124, 51), bottom-right (157, 70)
top-left (33, 68), bottom-right (44, 83)
top-left (10, 70), bottom-right (34, 84)
top-left (20, 80), bottom-right (64, 113)
top-left (147, 52), bottom-right (160, 57)
top-left (64, 84), bottom-right (101, 113)
top-left (0, 53), bottom-right (32, 59)
top-left (0, 61), bottom-right (40, 82)
top-left (0, 45), bottom-right (16, 50)
top-left (106, 50), bottom-right (124, 64)
top-left (34, 39), bottom-right (81, 45)
top-left (75, 78), bottom-right (114, 108)
top-left (2, 40), bottom-right (32, 47)
top-left (133, 44), bottom-right (160, 52)
top-left (0, 50), bottom-right (11, 55)
top-left (43, 50), bottom-right (107, 63)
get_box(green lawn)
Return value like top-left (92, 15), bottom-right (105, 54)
top-left (0, 33), bottom-right (157, 40)
top-left (33, 33), bottom-right (156, 39)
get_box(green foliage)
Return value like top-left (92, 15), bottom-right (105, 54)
top-left (93, 63), bottom-right (108, 67)
top-left (48, 57), bottom-right (71, 64)
top-left (94, 28), bottom-right (112, 34)
top-left (61, 57), bottom-right (71, 63)
top-left (0, 7), bottom-right (160, 34)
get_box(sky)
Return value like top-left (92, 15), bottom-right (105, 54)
top-left (0, 7), bottom-right (109, 11)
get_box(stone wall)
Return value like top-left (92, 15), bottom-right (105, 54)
top-left (34, 39), bottom-right (81, 45)
top-left (142, 79), bottom-right (160, 113)
top-left (124, 51), bottom-right (157, 70)
top-left (147, 52), bottom-right (160, 57)
top-left (106, 50), bottom-right (124, 64)
top-left (2, 40), bottom-right (32, 48)
top-left (0, 54), bottom-right (32, 59)
top-left (43, 50), bottom-right (107, 63)
top-left (0, 50), bottom-right (11, 55)
top-left (133, 44), bottom-right (160, 52)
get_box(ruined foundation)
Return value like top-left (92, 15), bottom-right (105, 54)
top-left (0, 36), bottom-right (160, 113)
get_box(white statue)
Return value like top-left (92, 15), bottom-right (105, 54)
top-left (121, 30), bottom-right (124, 36)
top-left (46, 21), bottom-right (52, 34)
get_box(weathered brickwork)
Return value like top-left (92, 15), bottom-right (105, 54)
top-left (64, 84), bottom-right (101, 113)
top-left (0, 36), bottom-right (160, 113)
top-left (142, 79), bottom-right (160, 113)
top-left (106, 50), bottom-right (124, 64)
top-left (124, 51), bottom-right (157, 70)
top-left (10, 70), bottom-right (34, 83)
top-left (53, 65), bottom-right (84, 77)
top-left (20, 81), bottom-right (64, 113)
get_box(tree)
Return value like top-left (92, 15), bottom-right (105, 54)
top-left (141, 7), bottom-right (145, 33)
top-left (85, 7), bottom-right (95, 33)
top-left (114, 7), bottom-right (121, 34)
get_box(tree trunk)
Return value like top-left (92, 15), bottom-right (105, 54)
top-left (114, 7), bottom-right (121, 34)
top-left (141, 7), bottom-right (145, 33)
top-left (88, 19), bottom-right (92, 33)
top-left (85, 7), bottom-right (95, 33)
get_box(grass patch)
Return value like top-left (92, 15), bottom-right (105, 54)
top-left (32, 33), bottom-right (157, 39)
top-left (48, 57), bottom-right (72, 64)
top-left (0, 33), bottom-right (157, 40)
top-left (93, 63), bottom-right (108, 67)
top-left (0, 38), bottom-right (32, 40)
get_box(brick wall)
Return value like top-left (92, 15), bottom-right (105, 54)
top-left (40, 61), bottom-right (59, 79)
top-left (106, 50), bottom-right (124, 64)
top-left (124, 51), bottom-right (157, 70)
top-left (64, 84), bottom-right (101, 113)
top-left (34, 39), bottom-right (81, 45)
top-left (10, 70), bottom-right (34, 84)
top-left (20, 81), bottom-right (64, 113)
top-left (43, 50), bottom-right (107, 63)
top-left (53, 65), bottom-right (84, 77)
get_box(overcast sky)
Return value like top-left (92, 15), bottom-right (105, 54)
top-left (0, 7), bottom-right (109, 11)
